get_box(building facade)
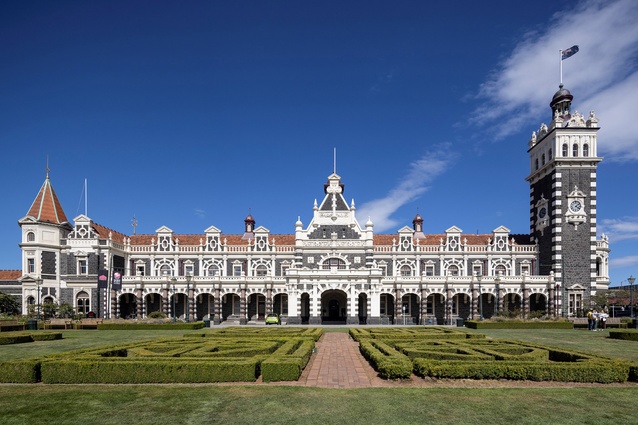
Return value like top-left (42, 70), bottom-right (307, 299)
top-left (15, 87), bottom-right (610, 324)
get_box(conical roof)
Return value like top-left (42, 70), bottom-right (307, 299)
top-left (25, 173), bottom-right (68, 225)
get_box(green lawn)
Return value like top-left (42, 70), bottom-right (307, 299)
top-left (0, 327), bottom-right (636, 425)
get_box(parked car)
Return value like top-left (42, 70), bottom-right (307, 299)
top-left (265, 313), bottom-right (280, 325)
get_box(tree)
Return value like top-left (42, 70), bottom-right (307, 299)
top-left (0, 292), bottom-right (19, 315)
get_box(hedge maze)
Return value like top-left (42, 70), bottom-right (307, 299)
top-left (0, 327), bottom-right (321, 384)
top-left (351, 327), bottom-right (638, 383)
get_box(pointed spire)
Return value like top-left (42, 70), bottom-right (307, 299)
top-left (26, 169), bottom-right (68, 225)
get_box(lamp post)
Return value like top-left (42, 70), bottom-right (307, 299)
top-left (35, 277), bottom-right (42, 320)
top-left (171, 276), bottom-right (177, 322)
top-left (185, 273), bottom-right (191, 323)
top-left (477, 274), bottom-right (483, 320)
top-left (629, 275), bottom-right (636, 319)
top-left (494, 275), bottom-right (500, 316)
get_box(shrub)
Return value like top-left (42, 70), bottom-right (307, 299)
top-left (148, 311), bottom-right (166, 319)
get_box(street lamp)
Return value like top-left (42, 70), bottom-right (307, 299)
top-left (185, 273), bottom-right (192, 323)
top-left (629, 275), bottom-right (636, 319)
top-left (170, 276), bottom-right (177, 322)
top-left (494, 275), bottom-right (500, 316)
top-left (35, 277), bottom-right (42, 320)
top-left (477, 274), bottom-right (483, 320)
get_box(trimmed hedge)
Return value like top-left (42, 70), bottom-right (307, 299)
top-left (414, 358), bottom-right (631, 383)
top-left (0, 332), bottom-right (62, 345)
top-left (359, 339), bottom-right (412, 379)
top-left (262, 338), bottom-right (315, 382)
top-left (350, 327), bottom-right (483, 342)
top-left (97, 321), bottom-right (206, 330)
top-left (609, 330), bottom-right (638, 341)
top-left (40, 358), bottom-right (259, 383)
top-left (0, 360), bottom-right (41, 383)
top-left (192, 327), bottom-right (323, 341)
top-left (464, 320), bottom-right (573, 329)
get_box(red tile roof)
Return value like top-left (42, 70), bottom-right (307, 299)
top-left (0, 270), bottom-right (22, 280)
top-left (26, 176), bottom-right (68, 224)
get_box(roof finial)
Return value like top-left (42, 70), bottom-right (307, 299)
top-left (131, 215), bottom-right (138, 235)
top-left (45, 155), bottom-right (50, 179)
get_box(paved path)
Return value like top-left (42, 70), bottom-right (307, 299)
top-left (303, 332), bottom-right (373, 388)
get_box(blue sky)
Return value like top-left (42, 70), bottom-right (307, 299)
top-left (1, 0), bottom-right (637, 287)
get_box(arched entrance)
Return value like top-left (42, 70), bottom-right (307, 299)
top-left (247, 293), bottom-right (266, 321)
top-left (299, 293), bottom-right (310, 324)
top-left (530, 292), bottom-right (548, 316)
top-left (321, 289), bottom-right (347, 324)
top-left (221, 293), bottom-right (240, 321)
top-left (119, 293), bottom-right (137, 319)
top-left (196, 293), bottom-right (214, 320)
top-left (426, 293), bottom-right (446, 325)
top-left (504, 293), bottom-right (522, 317)
top-left (400, 294), bottom-right (419, 325)
top-left (380, 292), bottom-right (395, 324)
top-left (145, 293), bottom-right (161, 317)
top-left (358, 293), bottom-right (368, 324)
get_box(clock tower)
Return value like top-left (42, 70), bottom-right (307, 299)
top-left (527, 85), bottom-right (602, 316)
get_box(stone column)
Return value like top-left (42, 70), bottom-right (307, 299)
top-left (135, 283), bottom-right (143, 319)
top-left (188, 283), bottom-right (195, 322)
top-left (214, 285), bottom-right (221, 325)
top-left (420, 287), bottom-right (427, 325)
top-left (240, 285), bottom-right (247, 325)
top-left (162, 283), bottom-right (169, 317)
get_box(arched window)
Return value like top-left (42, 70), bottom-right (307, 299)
top-left (541, 154), bottom-right (546, 166)
top-left (583, 144), bottom-right (589, 157)
top-left (562, 144), bottom-right (568, 157)
top-left (207, 265), bottom-right (220, 276)
top-left (321, 258), bottom-right (346, 270)
top-left (160, 265), bottom-right (172, 276)
top-left (572, 143), bottom-right (579, 157)
top-left (77, 291), bottom-right (90, 316)
top-left (447, 265), bottom-right (459, 276)
top-left (535, 158), bottom-right (539, 170)
top-left (255, 265), bottom-right (268, 276)
top-left (27, 232), bottom-right (35, 242)
top-left (400, 265), bottom-right (412, 276)
top-left (548, 148), bottom-right (553, 160)
top-left (494, 265), bottom-right (507, 276)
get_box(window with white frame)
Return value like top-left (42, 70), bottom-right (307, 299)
top-left (400, 265), bottom-right (412, 277)
top-left (77, 291), bottom-right (90, 315)
top-left (520, 262), bottom-right (530, 275)
top-left (207, 265), bottom-right (220, 276)
top-left (447, 265), bottom-right (459, 276)
top-left (183, 263), bottom-right (194, 277)
top-left (27, 232), bottom-right (35, 242)
top-left (135, 263), bottom-right (146, 276)
top-left (78, 259), bottom-right (88, 275)
top-left (233, 264), bottom-right (243, 276)
top-left (423, 264), bottom-right (435, 276)
top-left (472, 264), bottom-right (483, 276)
top-left (322, 258), bottom-right (346, 270)
top-left (27, 258), bottom-right (35, 274)
top-left (255, 265), bottom-right (268, 277)
top-left (160, 265), bottom-right (172, 276)
top-left (494, 264), bottom-right (507, 276)
top-left (280, 263), bottom-right (289, 276)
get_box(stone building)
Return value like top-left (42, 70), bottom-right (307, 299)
top-left (13, 86), bottom-right (610, 324)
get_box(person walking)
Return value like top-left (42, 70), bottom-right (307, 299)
top-left (587, 309), bottom-right (593, 331)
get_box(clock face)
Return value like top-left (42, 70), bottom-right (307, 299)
top-left (538, 207), bottom-right (547, 219)
top-left (569, 200), bottom-right (582, 213)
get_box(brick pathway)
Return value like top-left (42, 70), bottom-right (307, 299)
top-left (303, 332), bottom-right (373, 388)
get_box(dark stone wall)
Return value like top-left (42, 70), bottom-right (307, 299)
top-left (41, 251), bottom-right (57, 279)
top-left (307, 225), bottom-right (361, 240)
top-left (531, 172), bottom-right (555, 276)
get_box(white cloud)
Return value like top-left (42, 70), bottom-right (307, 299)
top-left (357, 145), bottom-right (454, 232)
top-left (194, 208), bottom-right (206, 219)
top-left (599, 216), bottom-right (638, 242)
top-left (610, 255), bottom-right (638, 269)
top-left (472, 0), bottom-right (638, 160)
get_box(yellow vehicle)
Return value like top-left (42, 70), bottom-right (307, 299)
top-left (265, 313), bottom-right (280, 325)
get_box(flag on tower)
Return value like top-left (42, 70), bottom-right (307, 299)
top-left (561, 45), bottom-right (579, 60)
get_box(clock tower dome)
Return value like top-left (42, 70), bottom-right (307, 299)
top-left (526, 85), bottom-right (602, 316)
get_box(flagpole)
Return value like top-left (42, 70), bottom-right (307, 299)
top-left (559, 49), bottom-right (563, 85)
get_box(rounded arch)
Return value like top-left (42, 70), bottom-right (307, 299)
top-left (144, 292), bottom-right (162, 317)
top-left (195, 292), bottom-right (214, 320)
top-left (299, 292), bottom-right (310, 324)
top-left (320, 256), bottom-right (348, 270)
top-left (76, 291), bottom-right (90, 316)
top-left (247, 292), bottom-right (266, 321)
top-left (156, 260), bottom-right (175, 277)
top-left (444, 259), bottom-right (464, 276)
top-left (321, 289), bottom-right (347, 323)
top-left (379, 292), bottom-right (395, 324)
top-left (529, 292), bottom-right (548, 316)
top-left (358, 292), bottom-right (368, 324)
top-left (203, 259), bottom-right (223, 277)
top-left (396, 259), bottom-right (416, 276)
top-left (118, 293), bottom-right (137, 319)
